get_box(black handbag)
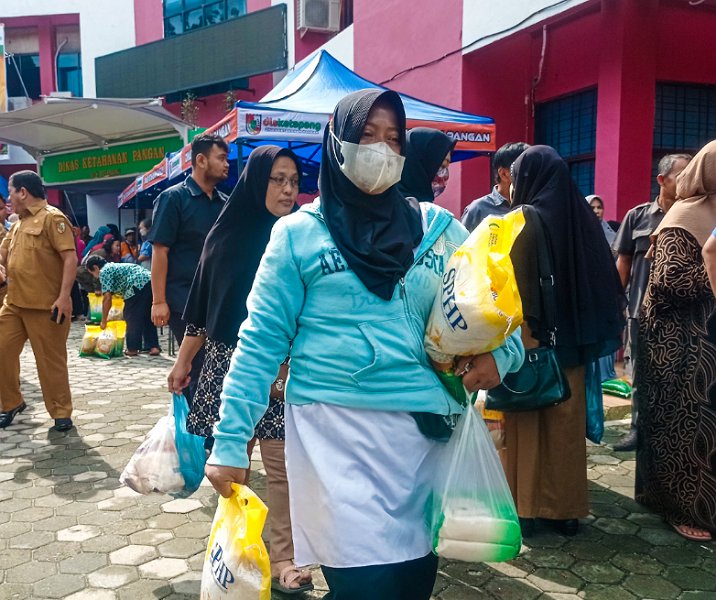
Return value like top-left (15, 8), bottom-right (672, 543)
top-left (485, 208), bottom-right (571, 412)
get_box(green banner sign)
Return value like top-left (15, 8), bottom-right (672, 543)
top-left (40, 135), bottom-right (183, 184)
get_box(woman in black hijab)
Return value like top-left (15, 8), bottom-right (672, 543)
top-left (398, 127), bottom-right (456, 202)
top-left (168, 145), bottom-right (313, 594)
top-left (504, 145), bottom-right (625, 537)
top-left (203, 89), bottom-right (524, 599)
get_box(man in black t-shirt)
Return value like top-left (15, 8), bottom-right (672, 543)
top-left (150, 134), bottom-right (229, 400)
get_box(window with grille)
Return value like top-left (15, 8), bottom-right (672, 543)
top-left (535, 88), bottom-right (597, 196)
top-left (164, 0), bottom-right (247, 37)
top-left (651, 82), bottom-right (716, 198)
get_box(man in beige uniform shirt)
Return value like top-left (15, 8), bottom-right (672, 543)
top-left (0, 171), bottom-right (77, 431)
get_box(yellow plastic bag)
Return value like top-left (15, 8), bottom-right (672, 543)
top-left (88, 293), bottom-right (103, 323)
top-left (201, 484), bottom-right (271, 600)
top-left (425, 209), bottom-right (526, 363)
top-left (107, 320), bottom-right (126, 357)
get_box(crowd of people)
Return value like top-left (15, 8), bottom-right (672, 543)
top-left (0, 86), bottom-right (714, 598)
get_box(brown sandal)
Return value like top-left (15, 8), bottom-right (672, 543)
top-left (124, 350), bottom-right (139, 357)
top-left (148, 348), bottom-right (161, 356)
top-left (271, 565), bottom-right (314, 594)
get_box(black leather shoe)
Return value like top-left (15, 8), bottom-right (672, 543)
top-left (0, 402), bottom-right (27, 428)
top-left (546, 518), bottom-right (579, 536)
top-left (613, 429), bottom-right (637, 452)
top-left (52, 418), bottom-right (74, 432)
top-left (519, 517), bottom-right (536, 538)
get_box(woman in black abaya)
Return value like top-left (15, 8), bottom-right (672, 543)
top-left (504, 145), bottom-right (625, 537)
top-left (398, 127), bottom-right (456, 202)
top-left (167, 145), bottom-right (313, 593)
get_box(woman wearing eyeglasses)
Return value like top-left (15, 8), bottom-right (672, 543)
top-left (167, 145), bottom-right (313, 594)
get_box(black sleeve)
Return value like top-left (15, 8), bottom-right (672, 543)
top-left (149, 190), bottom-right (180, 247)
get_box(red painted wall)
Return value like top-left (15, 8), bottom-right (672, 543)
top-left (353, 0), bottom-right (465, 215)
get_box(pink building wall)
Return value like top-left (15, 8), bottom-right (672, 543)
top-left (352, 0), bottom-right (465, 216)
top-left (133, 0), bottom-right (164, 45)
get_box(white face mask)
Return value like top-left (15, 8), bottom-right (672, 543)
top-left (331, 130), bottom-right (405, 195)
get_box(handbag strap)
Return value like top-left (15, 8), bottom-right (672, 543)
top-left (523, 206), bottom-right (558, 347)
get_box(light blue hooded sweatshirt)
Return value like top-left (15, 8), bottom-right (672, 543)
top-left (210, 200), bottom-right (525, 468)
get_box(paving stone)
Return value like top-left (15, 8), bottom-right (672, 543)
top-left (564, 540), bottom-right (616, 561)
top-left (65, 590), bottom-right (118, 600)
top-left (33, 574), bottom-right (85, 598)
top-left (6, 560), bottom-right (57, 583)
top-left (98, 497), bottom-right (137, 511)
top-left (484, 576), bottom-right (542, 599)
top-left (579, 583), bottom-right (637, 600)
top-left (81, 534), bottom-right (128, 553)
top-left (103, 519), bottom-right (147, 536)
top-left (33, 515), bottom-right (79, 531)
top-left (60, 552), bottom-right (108, 574)
top-left (13, 486), bottom-right (52, 499)
top-left (57, 524), bottom-right (102, 542)
top-left (173, 521), bottom-right (210, 539)
top-left (109, 545), bottom-right (157, 566)
top-left (651, 545), bottom-right (703, 567)
top-left (8, 530), bottom-right (55, 549)
top-left (158, 537), bottom-right (205, 558)
top-left (139, 557), bottom-right (189, 579)
top-left (161, 498), bottom-right (203, 514)
top-left (526, 568), bottom-right (583, 593)
top-left (129, 529), bottom-right (174, 545)
top-left (147, 513), bottom-right (190, 529)
top-left (33, 541), bottom-right (82, 562)
top-left (610, 552), bottom-right (663, 575)
top-left (592, 517), bottom-right (639, 535)
top-left (117, 579), bottom-right (173, 600)
top-left (637, 527), bottom-right (685, 546)
top-left (0, 521), bottom-right (32, 539)
top-left (0, 548), bottom-right (31, 569)
top-left (571, 561), bottom-right (625, 584)
top-left (663, 566), bottom-right (716, 591)
top-left (170, 572), bottom-right (202, 596)
top-left (0, 583), bottom-right (33, 600)
top-left (623, 574), bottom-right (681, 599)
top-left (87, 565), bottom-right (140, 589)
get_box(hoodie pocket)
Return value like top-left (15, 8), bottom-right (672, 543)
top-left (351, 317), bottom-right (425, 385)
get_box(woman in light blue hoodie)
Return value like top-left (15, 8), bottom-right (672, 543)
top-left (206, 89), bottom-right (524, 599)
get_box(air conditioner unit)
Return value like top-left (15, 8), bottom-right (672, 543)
top-left (297, 0), bottom-right (341, 34)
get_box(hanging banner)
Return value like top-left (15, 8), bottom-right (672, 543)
top-left (167, 150), bottom-right (183, 180)
top-left (205, 109), bottom-right (239, 141)
top-left (0, 24), bottom-right (8, 161)
top-left (237, 108), bottom-right (328, 142)
top-left (142, 157), bottom-right (167, 189)
top-left (40, 135), bottom-right (182, 185)
top-left (117, 178), bottom-right (138, 207)
top-left (406, 119), bottom-right (496, 152)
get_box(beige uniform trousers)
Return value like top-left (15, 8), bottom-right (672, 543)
top-left (247, 437), bottom-right (294, 563)
top-left (0, 303), bottom-right (72, 418)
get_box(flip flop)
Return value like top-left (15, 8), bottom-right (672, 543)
top-left (124, 350), bottom-right (139, 357)
top-left (148, 348), bottom-right (161, 356)
top-left (271, 565), bottom-right (314, 595)
top-left (670, 523), bottom-right (712, 542)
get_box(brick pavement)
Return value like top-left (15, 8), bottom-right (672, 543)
top-left (0, 322), bottom-right (714, 599)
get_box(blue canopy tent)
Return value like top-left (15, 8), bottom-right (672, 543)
top-left (120, 50), bottom-right (495, 207)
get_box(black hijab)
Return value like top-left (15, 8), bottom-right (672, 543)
top-left (398, 127), bottom-right (456, 203)
top-left (183, 145), bottom-right (300, 345)
top-left (320, 89), bottom-right (423, 300)
top-left (510, 145), bottom-right (625, 367)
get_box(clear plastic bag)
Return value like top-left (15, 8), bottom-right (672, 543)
top-left (475, 390), bottom-right (505, 451)
top-left (119, 412), bottom-right (185, 494)
top-left (428, 404), bottom-right (521, 563)
top-left (201, 484), bottom-right (271, 600)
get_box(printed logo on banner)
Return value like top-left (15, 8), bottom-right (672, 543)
top-left (246, 114), bottom-right (262, 135)
top-left (261, 116), bottom-right (323, 135)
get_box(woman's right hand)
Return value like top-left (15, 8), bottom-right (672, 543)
top-left (205, 464), bottom-right (248, 498)
top-left (167, 361), bottom-right (192, 393)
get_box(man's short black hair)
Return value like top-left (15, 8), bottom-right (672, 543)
top-left (492, 142), bottom-right (530, 184)
top-left (86, 255), bottom-right (108, 271)
top-left (191, 134), bottom-right (230, 167)
top-left (9, 170), bottom-right (46, 200)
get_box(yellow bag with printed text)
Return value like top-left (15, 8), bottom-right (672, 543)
top-left (425, 209), bottom-right (526, 363)
top-left (200, 484), bottom-right (271, 600)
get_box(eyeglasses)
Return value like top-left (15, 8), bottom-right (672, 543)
top-left (269, 176), bottom-right (300, 189)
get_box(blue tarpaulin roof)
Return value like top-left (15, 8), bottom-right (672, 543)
top-left (122, 50), bottom-right (495, 207)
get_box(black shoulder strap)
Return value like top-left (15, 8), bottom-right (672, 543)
top-left (522, 206), bottom-right (557, 346)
